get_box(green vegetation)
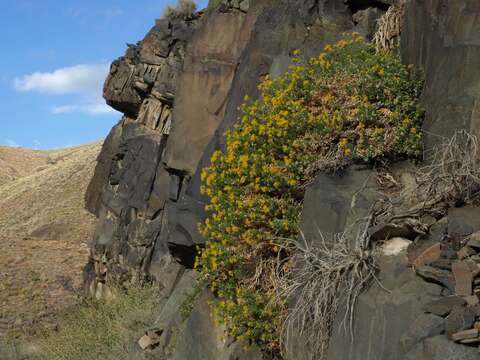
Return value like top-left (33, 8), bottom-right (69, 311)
top-left (196, 34), bottom-right (424, 352)
top-left (0, 338), bottom-right (22, 360)
top-left (163, 0), bottom-right (197, 20)
top-left (207, 0), bottom-right (222, 11)
top-left (41, 286), bottom-right (160, 360)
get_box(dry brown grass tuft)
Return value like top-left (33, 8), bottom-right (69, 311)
top-left (276, 217), bottom-right (378, 359)
top-left (417, 130), bottom-right (480, 203)
top-left (373, 1), bottom-right (406, 51)
top-left (376, 130), bottom-right (480, 224)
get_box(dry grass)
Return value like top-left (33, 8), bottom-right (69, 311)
top-left (41, 286), bottom-right (161, 360)
top-left (276, 217), bottom-right (378, 359)
top-left (0, 146), bottom-right (55, 185)
top-left (376, 130), bottom-right (480, 223)
top-left (0, 142), bottom-right (102, 338)
top-left (163, 0), bottom-right (197, 20)
top-left (416, 130), bottom-right (480, 204)
top-left (373, 1), bottom-right (406, 51)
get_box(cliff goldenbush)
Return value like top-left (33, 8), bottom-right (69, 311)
top-left (196, 34), bottom-right (424, 353)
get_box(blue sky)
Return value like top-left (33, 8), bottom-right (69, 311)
top-left (1, 0), bottom-right (208, 149)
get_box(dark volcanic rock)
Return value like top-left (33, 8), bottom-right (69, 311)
top-left (85, 14), bottom-right (200, 292)
top-left (407, 241), bottom-right (442, 267)
top-left (168, 292), bottom-right (263, 360)
top-left (445, 306), bottom-right (476, 338)
top-left (326, 252), bottom-right (442, 360)
top-left (402, 0), bottom-right (480, 152)
top-left (300, 166), bottom-right (379, 246)
top-left (416, 266), bottom-right (456, 293)
top-left (423, 296), bottom-right (467, 317)
top-left (85, 0), bottom-right (362, 295)
top-left (163, 6), bottom-right (256, 174)
top-left (448, 206), bottom-right (480, 238)
top-left (405, 335), bottom-right (480, 360)
top-left (84, 0), bottom-right (480, 358)
top-left (399, 314), bottom-right (445, 352)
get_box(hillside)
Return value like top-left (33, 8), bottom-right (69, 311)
top-left (0, 147), bottom-right (54, 185)
top-left (0, 142), bottom-right (101, 337)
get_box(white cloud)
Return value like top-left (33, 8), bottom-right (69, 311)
top-left (102, 8), bottom-right (124, 19)
top-left (14, 64), bottom-right (109, 95)
top-left (3, 139), bottom-right (20, 148)
top-left (13, 64), bottom-right (118, 116)
top-left (51, 102), bottom-right (115, 115)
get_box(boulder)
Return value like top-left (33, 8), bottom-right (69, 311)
top-left (405, 335), bottom-right (480, 360)
top-left (399, 314), bottom-right (445, 352)
top-left (423, 296), bottom-right (467, 317)
top-left (326, 253), bottom-right (442, 360)
top-left (168, 292), bottom-right (263, 360)
top-left (163, 7), bottom-right (256, 174)
top-left (452, 261), bottom-right (473, 297)
top-left (448, 206), bottom-right (480, 238)
top-left (407, 241), bottom-right (442, 267)
top-left (445, 306), bottom-right (476, 337)
top-left (300, 166), bottom-right (379, 246)
top-left (416, 266), bottom-right (456, 293)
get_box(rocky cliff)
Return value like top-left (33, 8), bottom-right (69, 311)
top-left (84, 0), bottom-right (480, 359)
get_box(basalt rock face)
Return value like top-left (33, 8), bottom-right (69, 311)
top-left (402, 0), bottom-right (480, 150)
top-left (85, 0), bottom-right (480, 358)
top-left (85, 0), bottom-right (367, 297)
top-left (85, 13), bottom-right (202, 296)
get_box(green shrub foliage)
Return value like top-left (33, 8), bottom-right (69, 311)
top-left (196, 34), bottom-right (424, 350)
top-left (163, 0), bottom-right (197, 20)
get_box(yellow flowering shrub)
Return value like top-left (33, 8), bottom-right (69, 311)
top-left (196, 34), bottom-right (424, 352)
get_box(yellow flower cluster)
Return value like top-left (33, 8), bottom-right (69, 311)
top-left (195, 34), bottom-right (424, 351)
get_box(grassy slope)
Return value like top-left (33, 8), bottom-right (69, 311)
top-left (0, 142), bottom-right (102, 338)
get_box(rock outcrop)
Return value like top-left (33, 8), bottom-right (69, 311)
top-left (84, 0), bottom-right (366, 298)
top-left (402, 0), bottom-right (480, 150)
top-left (84, 0), bottom-right (480, 358)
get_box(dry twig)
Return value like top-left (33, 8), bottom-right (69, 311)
top-left (376, 130), bottom-right (480, 224)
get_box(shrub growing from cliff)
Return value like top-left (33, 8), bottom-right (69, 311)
top-left (163, 0), bottom-right (197, 20)
top-left (196, 34), bottom-right (424, 353)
